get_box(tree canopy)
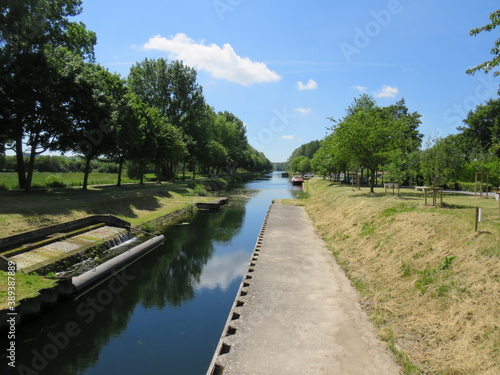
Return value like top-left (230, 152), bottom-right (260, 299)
top-left (0, 4), bottom-right (272, 191)
top-left (466, 9), bottom-right (500, 94)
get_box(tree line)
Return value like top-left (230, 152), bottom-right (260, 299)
top-left (287, 96), bottom-right (500, 191)
top-left (0, 0), bottom-right (271, 192)
top-left (287, 9), bottom-right (500, 192)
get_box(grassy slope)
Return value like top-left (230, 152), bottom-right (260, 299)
top-left (0, 272), bottom-right (57, 310)
top-left (297, 179), bottom-right (499, 375)
top-left (0, 182), bottom-right (211, 238)
top-left (0, 182), bottom-right (212, 309)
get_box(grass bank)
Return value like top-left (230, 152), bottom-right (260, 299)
top-left (0, 172), bottom-right (139, 190)
top-left (295, 179), bottom-right (499, 375)
top-left (0, 173), bottom-right (261, 309)
top-left (0, 181), bottom-right (215, 238)
top-left (0, 272), bottom-right (57, 310)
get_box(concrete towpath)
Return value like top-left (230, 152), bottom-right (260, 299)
top-left (207, 201), bottom-right (401, 375)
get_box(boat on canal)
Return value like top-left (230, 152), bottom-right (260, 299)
top-left (291, 175), bottom-right (304, 185)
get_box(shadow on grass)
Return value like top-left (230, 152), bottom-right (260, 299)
top-left (0, 182), bottom-right (179, 219)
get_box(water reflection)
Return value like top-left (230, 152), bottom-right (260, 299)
top-left (195, 251), bottom-right (249, 292)
top-left (2, 173), bottom-right (298, 375)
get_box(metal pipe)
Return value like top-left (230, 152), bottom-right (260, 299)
top-left (72, 235), bottom-right (165, 292)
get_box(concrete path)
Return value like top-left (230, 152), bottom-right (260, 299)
top-left (208, 202), bottom-right (401, 375)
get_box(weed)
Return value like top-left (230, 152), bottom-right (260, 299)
top-left (353, 277), bottom-right (369, 296)
top-left (401, 262), bottom-right (414, 277)
top-left (380, 203), bottom-right (415, 218)
top-left (361, 221), bottom-right (376, 236)
top-left (415, 268), bottom-right (437, 295)
top-left (141, 222), bottom-right (157, 233)
top-left (439, 256), bottom-right (456, 271)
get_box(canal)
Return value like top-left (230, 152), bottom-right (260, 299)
top-left (3, 172), bottom-right (301, 375)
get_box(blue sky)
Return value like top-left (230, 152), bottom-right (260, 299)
top-left (75, 0), bottom-right (499, 162)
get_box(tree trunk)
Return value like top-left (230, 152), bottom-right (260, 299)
top-left (25, 146), bottom-right (38, 193)
top-left (170, 162), bottom-right (175, 181)
top-left (370, 168), bottom-right (376, 193)
top-left (117, 157), bottom-right (124, 187)
top-left (82, 156), bottom-right (92, 191)
top-left (15, 136), bottom-right (27, 191)
top-left (139, 161), bottom-right (144, 185)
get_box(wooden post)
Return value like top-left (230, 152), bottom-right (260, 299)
top-left (475, 207), bottom-right (479, 232)
top-left (475, 173), bottom-right (478, 197)
top-left (424, 188), bottom-right (428, 206)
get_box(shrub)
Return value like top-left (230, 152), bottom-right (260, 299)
top-left (448, 181), bottom-right (494, 192)
top-left (45, 175), bottom-right (66, 188)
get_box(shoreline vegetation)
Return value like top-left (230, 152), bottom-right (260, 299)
top-left (0, 172), bottom-right (261, 310)
top-left (291, 178), bottom-right (499, 375)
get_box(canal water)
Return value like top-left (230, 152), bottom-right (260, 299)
top-left (3, 172), bottom-right (301, 375)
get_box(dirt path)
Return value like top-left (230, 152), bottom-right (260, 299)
top-left (208, 202), bottom-right (401, 374)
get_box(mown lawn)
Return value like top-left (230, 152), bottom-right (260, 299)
top-left (0, 172), bottom-right (139, 190)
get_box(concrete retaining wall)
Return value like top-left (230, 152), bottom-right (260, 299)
top-left (0, 215), bottom-right (131, 253)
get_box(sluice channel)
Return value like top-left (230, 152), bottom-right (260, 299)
top-left (1, 173), bottom-right (301, 375)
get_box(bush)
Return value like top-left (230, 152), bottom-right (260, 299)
top-left (447, 181), bottom-right (495, 192)
top-left (202, 178), bottom-right (228, 191)
top-left (193, 184), bottom-right (207, 196)
top-left (45, 175), bottom-right (66, 188)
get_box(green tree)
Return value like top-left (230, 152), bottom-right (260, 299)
top-left (329, 95), bottom-right (389, 192)
top-left (328, 95), bottom-right (422, 192)
top-left (466, 9), bottom-right (500, 94)
top-left (460, 98), bottom-right (500, 156)
top-left (0, 0), bottom-right (96, 191)
top-left (383, 99), bottom-right (423, 184)
top-left (128, 58), bottom-right (206, 174)
top-left (420, 135), bottom-right (465, 186)
top-left (311, 135), bottom-right (349, 179)
top-left (112, 92), bottom-right (147, 186)
top-left (205, 140), bottom-right (229, 175)
top-left (58, 64), bottom-right (126, 190)
top-left (287, 140), bottom-right (321, 163)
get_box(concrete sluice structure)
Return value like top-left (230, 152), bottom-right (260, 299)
top-left (0, 215), bottom-right (134, 275)
top-left (8, 226), bottom-right (131, 274)
top-left (0, 215), bottom-right (166, 331)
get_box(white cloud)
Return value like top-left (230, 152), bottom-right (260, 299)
top-left (282, 135), bottom-right (295, 140)
top-left (297, 79), bottom-right (318, 91)
top-left (143, 33), bottom-right (281, 86)
top-left (374, 85), bottom-right (399, 98)
top-left (352, 85), bottom-right (368, 92)
top-left (294, 108), bottom-right (312, 115)
top-left (195, 251), bottom-right (249, 292)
